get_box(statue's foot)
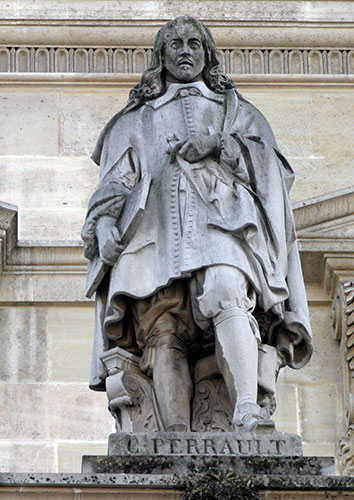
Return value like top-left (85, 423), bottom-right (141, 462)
top-left (233, 402), bottom-right (268, 432)
top-left (165, 423), bottom-right (189, 432)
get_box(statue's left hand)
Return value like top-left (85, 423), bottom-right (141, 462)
top-left (175, 134), bottom-right (220, 163)
top-left (96, 216), bottom-right (124, 266)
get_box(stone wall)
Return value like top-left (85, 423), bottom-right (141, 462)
top-left (0, 0), bottom-right (353, 473)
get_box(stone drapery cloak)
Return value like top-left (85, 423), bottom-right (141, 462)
top-left (82, 81), bottom-right (313, 390)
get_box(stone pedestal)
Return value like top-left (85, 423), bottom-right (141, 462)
top-left (107, 430), bottom-right (302, 456)
top-left (81, 431), bottom-right (335, 477)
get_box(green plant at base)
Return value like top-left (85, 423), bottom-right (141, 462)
top-left (177, 470), bottom-right (259, 500)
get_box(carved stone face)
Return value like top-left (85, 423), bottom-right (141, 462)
top-left (162, 22), bottom-right (205, 83)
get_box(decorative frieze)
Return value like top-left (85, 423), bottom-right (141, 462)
top-left (0, 46), bottom-right (353, 74)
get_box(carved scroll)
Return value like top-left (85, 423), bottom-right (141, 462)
top-left (192, 376), bottom-right (234, 432)
top-left (101, 347), bottom-right (159, 432)
top-left (332, 280), bottom-right (354, 475)
top-left (338, 424), bottom-right (354, 475)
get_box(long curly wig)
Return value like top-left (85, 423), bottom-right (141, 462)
top-left (128, 16), bottom-right (235, 106)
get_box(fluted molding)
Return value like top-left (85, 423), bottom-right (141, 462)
top-left (0, 46), bottom-right (353, 75)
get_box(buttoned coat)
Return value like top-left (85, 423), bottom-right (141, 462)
top-left (82, 82), bottom-right (312, 389)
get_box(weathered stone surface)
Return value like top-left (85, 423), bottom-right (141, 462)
top-left (0, 92), bottom-right (58, 155)
top-left (290, 158), bottom-right (354, 204)
top-left (0, 154), bottom-right (98, 240)
top-left (47, 306), bottom-right (95, 382)
top-left (0, 383), bottom-right (113, 440)
top-left (246, 92), bottom-right (313, 157)
top-left (303, 443), bottom-right (335, 458)
top-left (107, 431), bottom-right (303, 457)
top-left (59, 92), bottom-right (130, 155)
top-left (305, 285), bottom-right (331, 304)
top-left (300, 384), bottom-right (341, 444)
top-left (20, 208), bottom-right (86, 240)
top-left (0, 272), bottom-right (88, 304)
top-left (312, 93), bottom-right (354, 158)
top-left (0, 442), bottom-right (55, 473)
top-left (272, 384), bottom-right (299, 435)
top-left (57, 442), bottom-right (107, 473)
top-left (0, 156), bottom-right (98, 210)
top-left (0, 307), bottom-right (48, 382)
top-left (82, 454), bottom-right (335, 476)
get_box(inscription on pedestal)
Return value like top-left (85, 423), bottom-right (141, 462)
top-left (108, 431), bottom-right (303, 457)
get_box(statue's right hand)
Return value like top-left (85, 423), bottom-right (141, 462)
top-left (96, 216), bottom-right (124, 266)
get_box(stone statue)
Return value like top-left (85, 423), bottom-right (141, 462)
top-left (82, 16), bottom-right (313, 433)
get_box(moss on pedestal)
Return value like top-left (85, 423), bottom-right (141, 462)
top-left (177, 470), bottom-right (259, 500)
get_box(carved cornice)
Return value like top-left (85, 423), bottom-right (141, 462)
top-left (0, 46), bottom-right (353, 75)
top-left (1, 1), bottom-right (354, 47)
top-left (293, 188), bottom-right (354, 291)
top-left (294, 187), bottom-right (354, 232)
top-left (1, 73), bottom-right (354, 88)
top-left (294, 187), bottom-right (354, 256)
top-left (0, 203), bottom-right (87, 304)
top-left (1, 24), bottom-right (354, 48)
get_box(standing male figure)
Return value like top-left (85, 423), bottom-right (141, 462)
top-left (82, 16), bottom-right (312, 432)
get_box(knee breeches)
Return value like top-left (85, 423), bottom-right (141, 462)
top-left (131, 265), bottom-right (259, 374)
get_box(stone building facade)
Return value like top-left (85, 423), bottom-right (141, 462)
top-left (0, 0), bottom-right (354, 474)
